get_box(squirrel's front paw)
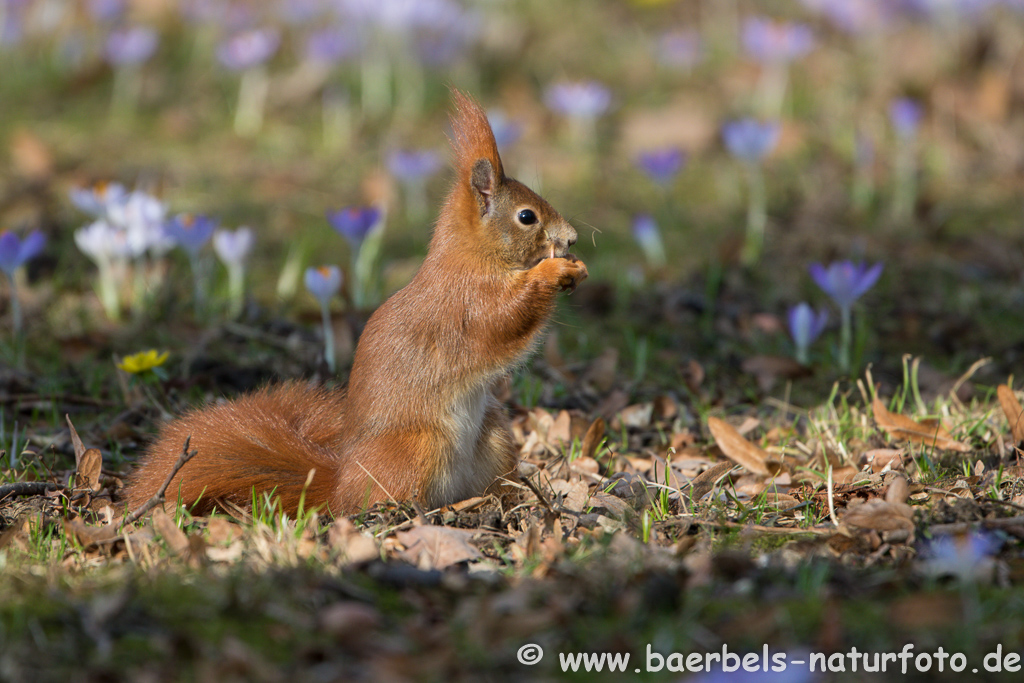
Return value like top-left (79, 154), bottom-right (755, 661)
top-left (555, 256), bottom-right (588, 292)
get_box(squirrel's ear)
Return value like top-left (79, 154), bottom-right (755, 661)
top-left (470, 158), bottom-right (496, 216)
top-left (448, 87), bottom-right (504, 192)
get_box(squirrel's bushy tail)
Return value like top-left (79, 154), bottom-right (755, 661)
top-left (124, 382), bottom-right (346, 516)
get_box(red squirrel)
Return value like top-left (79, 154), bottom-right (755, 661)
top-left (123, 89), bottom-right (588, 517)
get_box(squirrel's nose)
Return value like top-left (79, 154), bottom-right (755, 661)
top-left (557, 222), bottom-right (577, 249)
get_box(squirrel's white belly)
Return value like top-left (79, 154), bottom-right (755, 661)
top-left (432, 384), bottom-right (489, 505)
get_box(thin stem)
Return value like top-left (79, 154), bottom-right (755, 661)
top-left (741, 162), bottom-right (767, 266)
top-left (97, 258), bottom-right (121, 321)
top-left (188, 252), bottom-right (206, 321)
top-left (6, 274), bottom-right (21, 338)
top-left (227, 264), bottom-right (245, 319)
top-left (320, 302), bottom-right (335, 373)
top-left (839, 305), bottom-right (852, 374)
top-left (795, 342), bottom-right (809, 367)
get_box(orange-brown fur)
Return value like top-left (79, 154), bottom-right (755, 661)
top-left (123, 89), bottom-right (588, 517)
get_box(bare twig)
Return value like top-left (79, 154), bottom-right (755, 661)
top-left (0, 481), bottom-right (62, 502)
top-left (121, 436), bottom-right (198, 527)
top-left (518, 472), bottom-right (555, 513)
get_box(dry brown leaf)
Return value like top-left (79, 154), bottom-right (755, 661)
top-left (579, 417), bottom-right (606, 461)
top-left (152, 508), bottom-right (189, 555)
top-left (396, 526), bottom-right (481, 570)
top-left (550, 478), bottom-right (590, 514)
top-left (871, 399), bottom-right (970, 452)
top-left (613, 403), bottom-right (653, 430)
top-left (707, 417), bottom-right (782, 477)
top-left (547, 410), bottom-right (571, 446)
top-left (997, 385), bottom-right (1024, 444)
top-left (653, 395), bottom-right (678, 421)
top-left (327, 518), bottom-right (379, 564)
top-left (886, 475), bottom-right (910, 505)
top-left (75, 448), bottom-right (103, 493)
top-left (842, 499), bottom-right (915, 532)
top-left (206, 517), bottom-right (242, 545)
top-left (63, 517), bottom-right (119, 549)
top-left (761, 492), bottom-right (801, 512)
top-left (570, 456), bottom-right (600, 475)
top-left (66, 415), bottom-right (86, 468)
top-left (682, 359), bottom-right (705, 394)
top-left (862, 448), bottom-right (905, 473)
top-left (687, 461), bottom-right (735, 502)
top-left (831, 466), bottom-right (868, 485)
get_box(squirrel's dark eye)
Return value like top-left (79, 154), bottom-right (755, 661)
top-left (517, 209), bottom-right (538, 226)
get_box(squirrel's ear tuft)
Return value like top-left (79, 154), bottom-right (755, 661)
top-left (448, 87), bottom-right (504, 185)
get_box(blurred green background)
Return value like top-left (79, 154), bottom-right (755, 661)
top-left (2, 0), bottom-right (1024, 396)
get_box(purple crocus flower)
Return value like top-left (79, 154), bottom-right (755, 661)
top-left (74, 219), bottom-right (131, 262)
top-left (304, 26), bottom-right (361, 64)
top-left (742, 17), bottom-right (814, 63)
top-left (636, 148), bottom-right (686, 185)
top-left (69, 181), bottom-right (127, 217)
top-left (107, 190), bottom-right (170, 257)
top-left (920, 531), bottom-right (1000, 583)
top-left (386, 149), bottom-right (442, 183)
top-left (890, 98), bottom-right (923, 139)
top-left (656, 29), bottom-right (702, 70)
top-left (304, 265), bottom-right (342, 307)
top-left (217, 28), bottom-right (280, 71)
top-left (104, 26), bottom-right (158, 66)
top-left (214, 227), bottom-right (254, 318)
top-left (809, 260), bottom-right (883, 311)
top-left (544, 80), bottom-right (612, 120)
top-left (788, 302), bottom-right (828, 364)
top-left (327, 206), bottom-right (381, 250)
top-left (0, 230), bottom-right (45, 278)
top-left (305, 264), bottom-right (343, 370)
top-left (165, 214), bottom-right (217, 257)
top-left (212, 227), bottom-right (254, 268)
top-left (1, 229), bottom-right (46, 335)
top-left (722, 119), bottom-right (780, 163)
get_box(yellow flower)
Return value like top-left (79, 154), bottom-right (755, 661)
top-left (117, 349), bottom-right (169, 374)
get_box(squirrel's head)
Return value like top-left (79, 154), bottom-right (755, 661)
top-left (446, 88), bottom-right (577, 269)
